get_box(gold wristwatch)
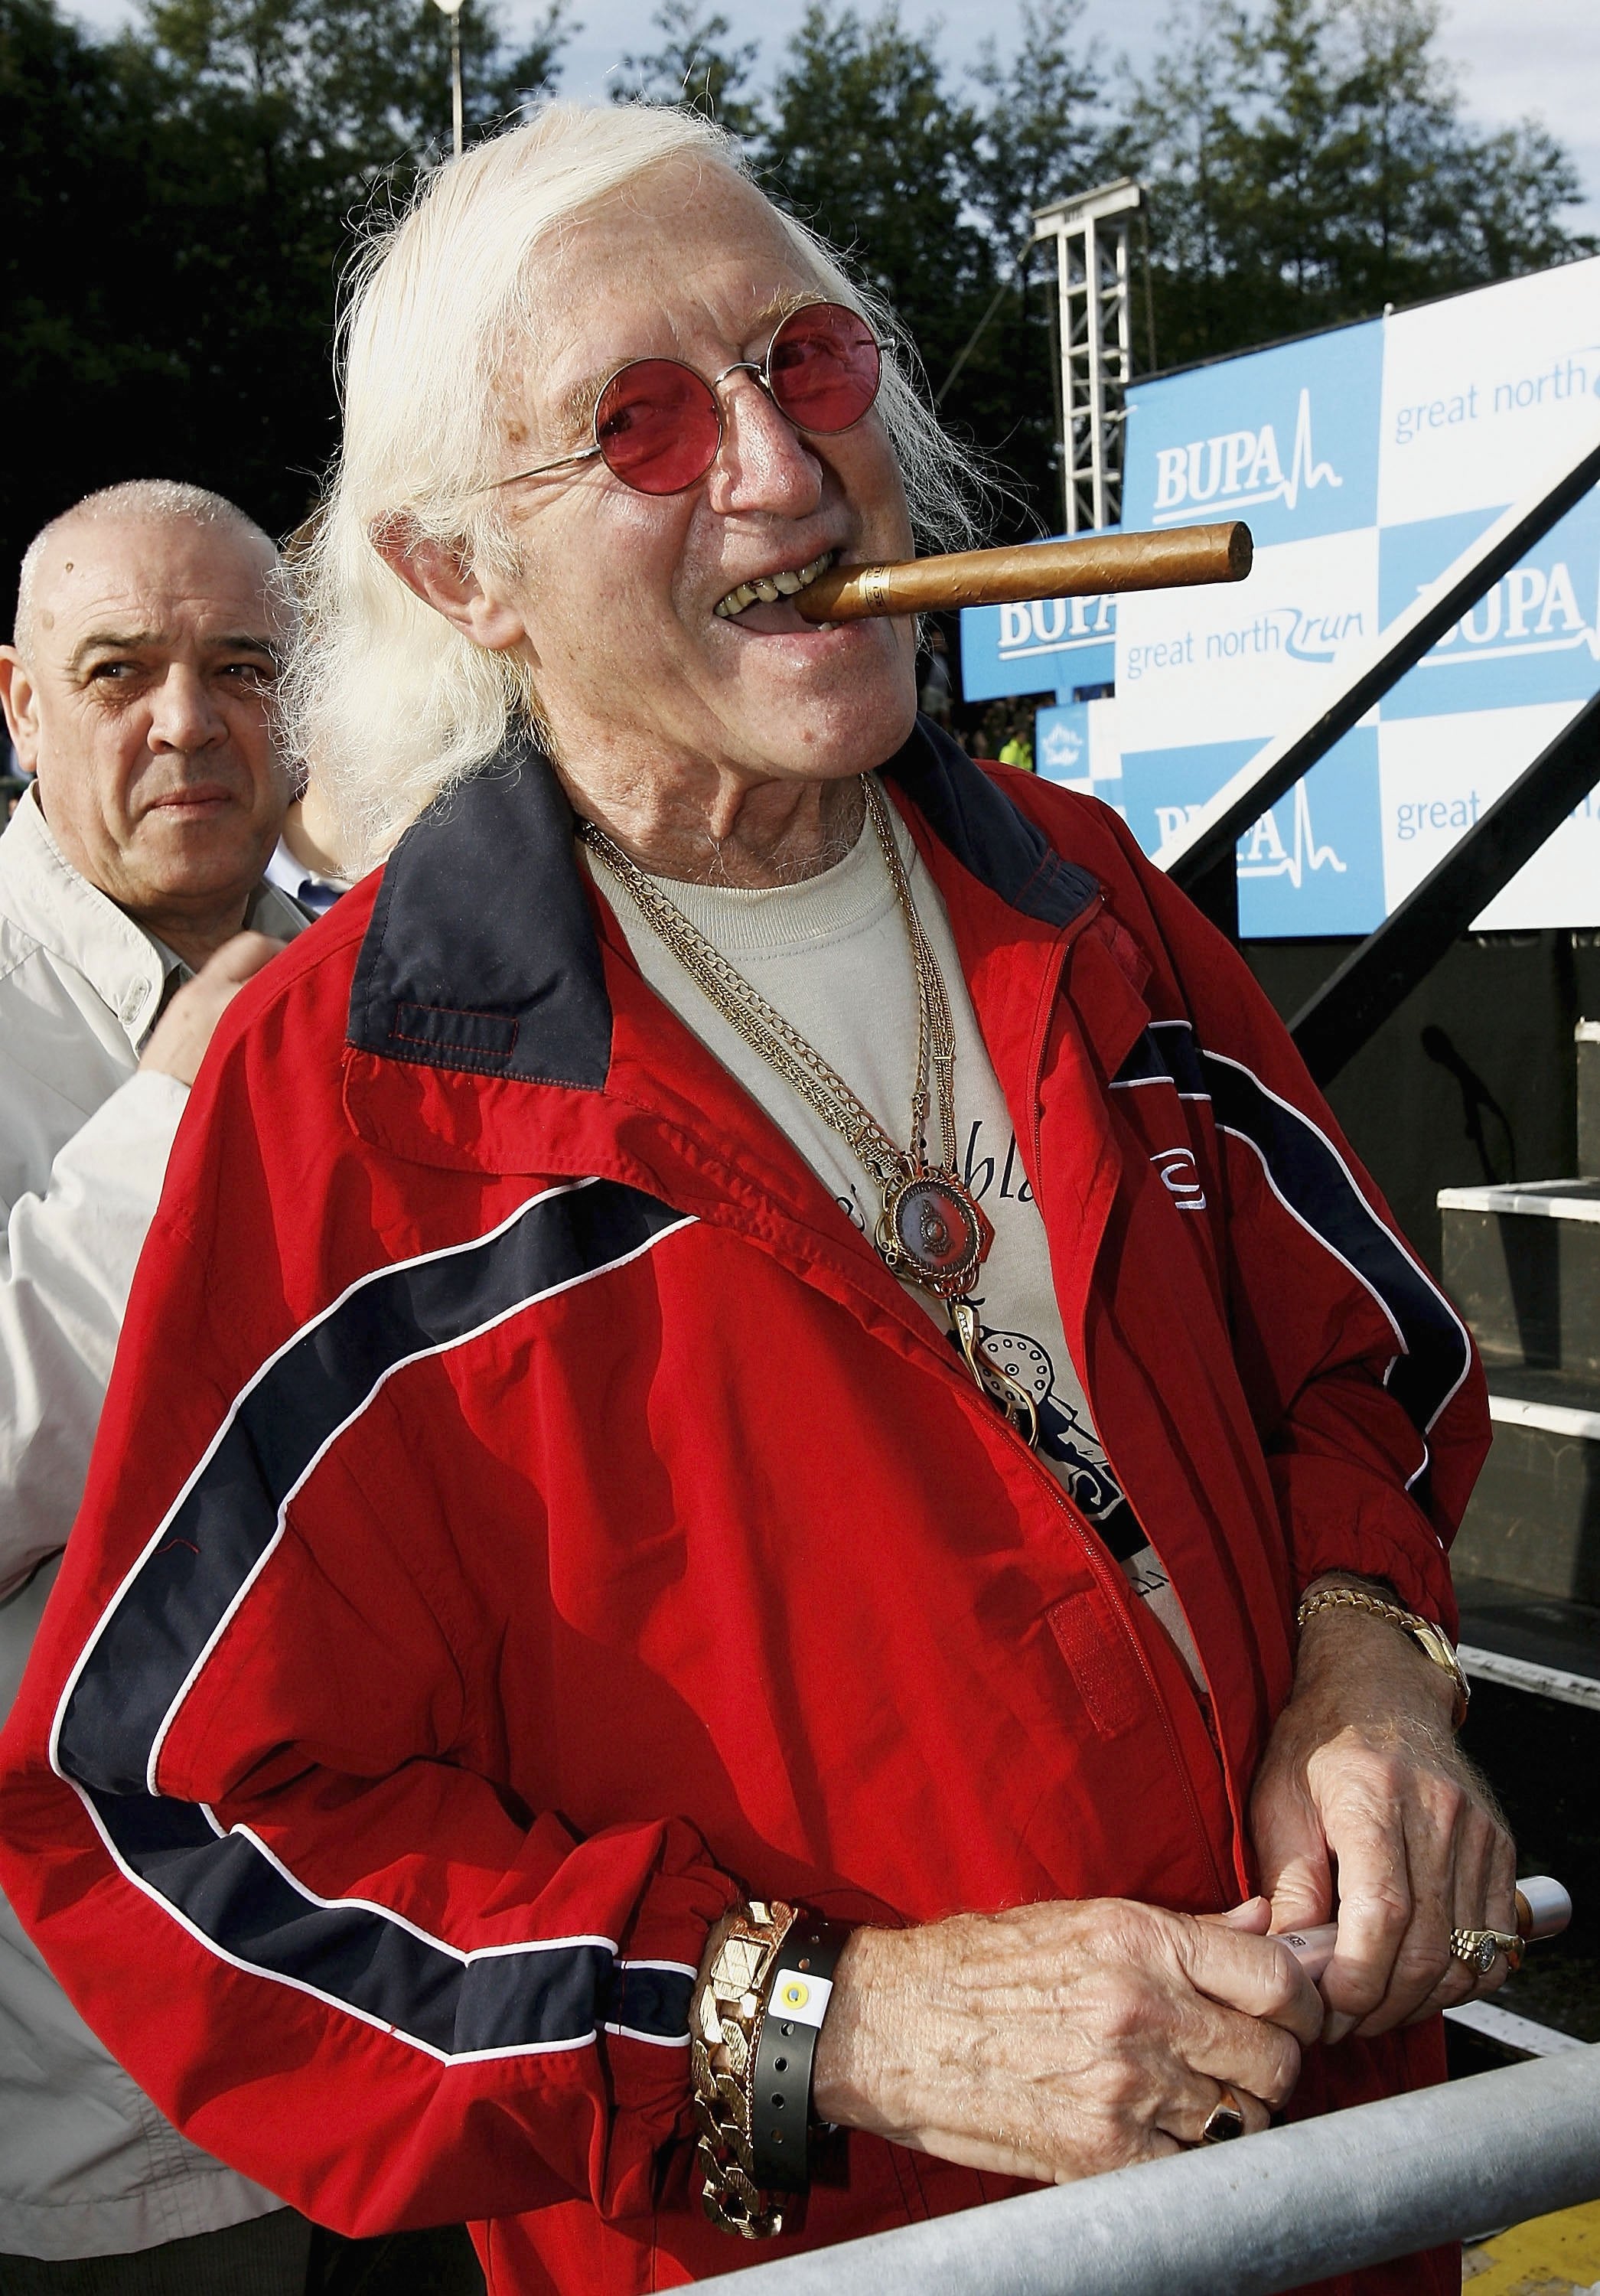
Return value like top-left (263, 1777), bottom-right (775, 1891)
top-left (1295, 1586), bottom-right (1471, 1728)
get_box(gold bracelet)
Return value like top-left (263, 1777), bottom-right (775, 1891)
top-left (1295, 1585), bottom-right (1470, 1728)
top-left (689, 1899), bottom-right (798, 2239)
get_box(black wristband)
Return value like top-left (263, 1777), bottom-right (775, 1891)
top-left (749, 1914), bottom-right (852, 2193)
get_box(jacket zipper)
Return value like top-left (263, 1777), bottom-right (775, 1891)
top-left (620, 892), bottom-right (1233, 1908)
top-left (1012, 891), bottom-right (1232, 1904)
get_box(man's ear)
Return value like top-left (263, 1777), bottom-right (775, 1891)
top-left (0, 648), bottom-right (41, 771)
top-left (370, 521), bottom-right (527, 654)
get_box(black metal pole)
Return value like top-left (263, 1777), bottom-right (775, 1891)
top-left (1166, 439), bottom-right (1600, 906)
top-left (1289, 690), bottom-right (1600, 1087)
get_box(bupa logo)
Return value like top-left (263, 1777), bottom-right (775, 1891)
top-left (997, 593), bottom-right (1115, 663)
top-left (1152, 784), bottom-right (1347, 892)
top-left (1237, 784), bottom-right (1347, 889)
top-left (1152, 1147), bottom-right (1207, 1212)
top-left (1423, 560), bottom-right (1599, 670)
top-left (1038, 719), bottom-right (1084, 775)
top-left (1152, 389), bottom-right (1342, 527)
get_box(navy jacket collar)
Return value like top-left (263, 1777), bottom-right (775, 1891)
top-left (347, 717), bottom-right (1098, 1088)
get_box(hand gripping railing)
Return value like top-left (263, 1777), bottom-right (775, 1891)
top-left (712, 2047), bottom-right (1600, 2296)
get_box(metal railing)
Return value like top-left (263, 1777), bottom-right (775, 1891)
top-left (1290, 688), bottom-right (1600, 1085)
top-left (714, 2046), bottom-right (1600, 2296)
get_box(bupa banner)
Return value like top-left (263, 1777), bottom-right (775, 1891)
top-left (959, 537), bottom-right (1116, 703)
top-left (1105, 253), bottom-right (1600, 935)
top-left (1034, 698), bottom-right (1123, 806)
top-left (1377, 261), bottom-right (1600, 527)
top-left (1121, 320), bottom-right (1382, 548)
top-left (1380, 491), bottom-right (1600, 720)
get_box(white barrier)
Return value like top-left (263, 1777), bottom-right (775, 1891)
top-left (714, 2047), bottom-right (1600, 2296)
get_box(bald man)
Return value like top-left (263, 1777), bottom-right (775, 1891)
top-left (0, 482), bottom-right (308, 2288)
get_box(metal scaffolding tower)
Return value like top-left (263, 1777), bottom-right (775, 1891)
top-left (1032, 178), bottom-right (1145, 535)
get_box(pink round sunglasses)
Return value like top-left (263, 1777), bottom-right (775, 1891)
top-left (481, 302), bottom-right (886, 500)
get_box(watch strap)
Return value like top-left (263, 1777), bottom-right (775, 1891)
top-left (1295, 1585), bottom-right (1470, 1727)
top-left (749, 1914), bottom-right (852, 2193)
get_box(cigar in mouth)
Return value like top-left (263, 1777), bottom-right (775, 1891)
top-left (795, 521), bottom-right (1253, 622)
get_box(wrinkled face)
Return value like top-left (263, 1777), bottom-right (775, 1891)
top-left (487, 161), bottom-right (919, 791)
top-left (4, 518), bottom-right (288, 918)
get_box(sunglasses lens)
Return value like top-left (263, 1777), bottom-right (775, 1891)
top-left (767, 304), bottom-right (882, 434)
top-left (594, 360), bottom-right (722, 494)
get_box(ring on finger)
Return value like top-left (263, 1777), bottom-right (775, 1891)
top-left (1200, 2086), bottom-right (1247, 2144)
top-left (1449, 1926), bottom-right (1523, 1976)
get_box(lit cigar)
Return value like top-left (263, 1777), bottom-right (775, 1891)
top-left (794, 521), bottom-right (1253, 622)
top-left (1278, 1875), bottom-right (1572, 1983)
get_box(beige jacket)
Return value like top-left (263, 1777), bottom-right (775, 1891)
top-left (0, 784), bottom-right (303, 2258)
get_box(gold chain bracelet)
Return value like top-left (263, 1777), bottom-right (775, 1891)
top-left (690, 1900), bottom-right (799, 2239)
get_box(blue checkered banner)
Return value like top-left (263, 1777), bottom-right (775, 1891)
top-left (962, 257), bottom-right (1600, 936)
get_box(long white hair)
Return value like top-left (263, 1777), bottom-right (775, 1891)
top-left (282, 102), bottom-right (986, 869)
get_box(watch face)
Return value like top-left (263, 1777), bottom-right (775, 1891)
top-left (1413, 1621), bottom-right (1455, 1665)
top-left (1409, 1619), bottom-right (1469, 1719)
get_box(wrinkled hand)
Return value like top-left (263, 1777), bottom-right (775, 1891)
top-left (139, 934), bottom-right (286, 1088)
top-left (1251, 1578), bottom-right (1516, 2043)
top-left (812, 1894), bottom-right (1323, 2184)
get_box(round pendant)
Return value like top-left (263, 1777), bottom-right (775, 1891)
top-left (878, 1170), bottom-right (992, 1299)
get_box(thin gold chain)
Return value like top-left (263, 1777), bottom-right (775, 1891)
top-left (576, 777), bottom-right (960, 1197)
top-left (580, 782), bottom-right (1040, 1447)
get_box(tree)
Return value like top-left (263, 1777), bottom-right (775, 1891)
top-left (0, 0), bottom-right (570, 617)
top-left (614, 1), bottom-right (762, 138)
top-left (1126, 0), bottom-right (1595, 368)
top-left (969, 0), bottom-right (1106, 266)
top-left (0, 0), bottom-right (194, 605)
top-left (758, 6), bottom-right (986, 386)
top-left (756, 3), bottom-right (1069, 528)
top-left (965, 1), bottom-right (1113, 528)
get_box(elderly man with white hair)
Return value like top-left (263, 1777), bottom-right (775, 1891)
top-left (0, 109), bottom-right (1510, 2296)
top-left (0, 481), bottom-right (311, 2287)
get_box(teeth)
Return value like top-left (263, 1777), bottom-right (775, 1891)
top-left (715, 551), bottom-right (834, 620)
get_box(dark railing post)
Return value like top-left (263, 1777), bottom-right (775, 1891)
top-left (1154, 433), bottom-right (1600, 902)
top-left (1289, 692), bottom-right (1600, 1086)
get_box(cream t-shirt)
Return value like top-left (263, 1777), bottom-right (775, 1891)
top-left (585, 787), bottom-right (1202, 1685)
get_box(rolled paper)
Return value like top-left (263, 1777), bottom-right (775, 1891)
top-left (794, 521), bottom-right (1253, 622)
top-left (1278, 1924), bottom-right (1338, 1982)
top-left (1278, 1874), bottom-right (1572, 1985)
top-left (1515, 1876), bottom-right (1573, 1941)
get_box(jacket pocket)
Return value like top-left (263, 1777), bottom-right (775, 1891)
top-left (1047, 1586), bottom-right (1141, 1738)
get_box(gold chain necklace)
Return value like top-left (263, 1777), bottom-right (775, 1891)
top-left (577, 777), bottom-right (1039, 1444)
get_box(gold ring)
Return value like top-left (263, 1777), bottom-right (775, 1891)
top-left (1201, 2086), bottom-right (1246, 2144)
top-left (1449, 1926), bottom-right (1522, 1976)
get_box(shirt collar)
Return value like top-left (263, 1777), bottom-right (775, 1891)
top-left (347, 719), bottom-right (1100, 1089)
top-left (0, 783), bottom-right (305, 1052)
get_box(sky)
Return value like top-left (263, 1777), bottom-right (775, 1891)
top-left (67, 0), bottom-right (1600, 233)
top-left (555, 0), bottom-right (1600, 230)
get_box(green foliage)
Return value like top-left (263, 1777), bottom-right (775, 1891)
top-left (0, 0), bottom-right (568, 614)
top-left (615, 2), bottom-right (762, 138)
top-left (969, 0), bottom-right (1106, 262)
top-left (756, 8), bottom-right (1027, 501)
top-left (1124, 0), bottom-right (1595, 369)
top-left (758, 5), bottom-right (986, 360)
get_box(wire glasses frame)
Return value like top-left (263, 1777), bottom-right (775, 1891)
top-left (477, 302), bottom-right (888, 501)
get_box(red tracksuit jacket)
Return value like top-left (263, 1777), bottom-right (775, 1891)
top-left (0, 727), bottom-right (1487, 2294)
